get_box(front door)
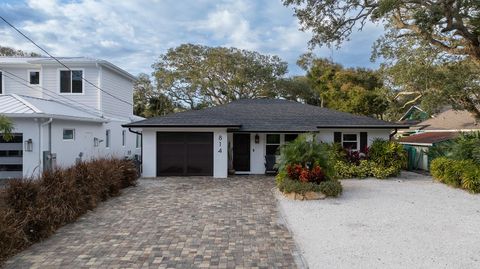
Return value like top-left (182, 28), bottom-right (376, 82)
top-left (233, 133), bottom-right (250, 172)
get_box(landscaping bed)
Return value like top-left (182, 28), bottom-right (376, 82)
top-left (0, 158), bottom-right (138, 264)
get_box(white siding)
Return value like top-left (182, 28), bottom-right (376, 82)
top-left (100, 67), bottom-right (134, 119)
top-left (40, 65), bottom-right (101, 111)
top-left (317, 129), bottom-right (391, 146)
top-left (1, 67), bottom-right (43, 97)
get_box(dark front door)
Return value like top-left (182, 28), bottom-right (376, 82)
top-left (156, 132), bottom-right (213, 176)
top-left (233, 133), bottom-right (250, 171)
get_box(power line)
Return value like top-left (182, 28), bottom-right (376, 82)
top-left (0, 68), bottom-right (104, 116)
top-left (0, 15), bottom-right (134, 107)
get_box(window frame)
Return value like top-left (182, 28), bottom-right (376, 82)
top-left (342, 133), bottom-right (359, 150)
top-left (105, 129), bottom-right (111, 148)
top-left (62, 128), bottom-right (75, 141)
top-left (58, 68), bottom-right (85, 95)
top-left (0, 71), bottom-right (3, 95)
top-left (27, 69), bottom-right (41, 86)
top-left (135, 134), bottom-right (141, 149)
top-left (266, 134), bottom-right (281, 156)
top-left (122, 130), bottom-right (126, 147)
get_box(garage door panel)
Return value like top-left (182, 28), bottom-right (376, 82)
top-left (156, 132), bottom-right (213, 176)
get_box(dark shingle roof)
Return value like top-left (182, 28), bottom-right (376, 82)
top-left (124, 99), bottom-right (408, 131)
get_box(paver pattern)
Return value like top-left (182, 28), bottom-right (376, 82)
top-left (5, 176), bottom-right (301, 269)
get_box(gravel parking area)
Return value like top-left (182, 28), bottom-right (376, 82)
top-left (277, 172), bottom-right (480, 269)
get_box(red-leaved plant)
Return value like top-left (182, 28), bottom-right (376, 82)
top-left (286, 164), bottom-right (327, 184)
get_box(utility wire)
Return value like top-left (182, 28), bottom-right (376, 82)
top-left (0, 69), bottom-right (104, 116)
top-left (0, 15), bottom-right (134, 107)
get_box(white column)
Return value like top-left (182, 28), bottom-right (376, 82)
top-left (142, 129), bottom-right (156, 178)
top-left (213, 130), bottom-right (228, 178)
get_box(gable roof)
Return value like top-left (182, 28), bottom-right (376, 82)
top-left (124, 99), bottom-right (408, 131)
top-left (398, 132), bottom-right (458, 146)
top-left (0, 94), bottom-right (107, 122)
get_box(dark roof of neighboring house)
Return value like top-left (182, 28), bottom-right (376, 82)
top-left (124, 99), bottom-right (408, 132)
top-left (397, 132), bottom-right (458, 145)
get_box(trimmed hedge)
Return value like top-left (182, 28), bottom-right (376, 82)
top-left (334, 160), bottom-right (401, 179)
top-left (430, 157), bottom-right (480, 193)
top-left (0, 158), bottom-right (138, 263)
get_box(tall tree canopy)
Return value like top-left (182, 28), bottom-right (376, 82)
top-left (152, 44), bottom-right (288, 109)
top-left (298, 54), bottom-right (389, 119)
top-left (0, 45), bottom-right (40, 57)
top-left (283, 0), bottom-right (480, 64)
top-left (133, 73), bottom-right (176, 118)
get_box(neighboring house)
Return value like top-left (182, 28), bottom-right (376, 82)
top-left (0, 57), bottom-right (142, 179)
top-left (398, 105), bottom-right (429, 126)
top-left (124, 99), bottom-right (407, 178)
top-left (398, 108), bottom-right (480, 170)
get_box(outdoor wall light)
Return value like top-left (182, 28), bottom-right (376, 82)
top-left (255, 134), bottom-right (260, 144)
top-left (24, 139), bottom-right (33, 152)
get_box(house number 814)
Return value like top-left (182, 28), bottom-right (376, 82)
top-left (218, 135), bottom-right (222, 153)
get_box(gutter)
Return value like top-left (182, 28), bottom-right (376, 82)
top-left (389, 128), bottom-right (398, 140)
top-left (3, 113), bottom-right (108, 123)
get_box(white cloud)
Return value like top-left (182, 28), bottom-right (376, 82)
top-left (0, 0), bottom-right (384, 76)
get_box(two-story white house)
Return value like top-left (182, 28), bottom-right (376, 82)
top-left (0, 57), bottom-right (142, 179)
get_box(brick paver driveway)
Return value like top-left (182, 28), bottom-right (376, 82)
top-left (5, 176), bottom-right (303, 269)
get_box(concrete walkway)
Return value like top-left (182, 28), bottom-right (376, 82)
top-left (5, 176), bottom-right (302, 269)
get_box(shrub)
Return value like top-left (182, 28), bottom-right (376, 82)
top-left (0, 158), bottom-right (138, 263)
top-left (278, 178), bottom-right (321, 195)
top-left (430, 158), bottom-right (480, 193)
top-left (367, 139), bottom-right (407, 170)
top-left (429, 132), bottom-right (480, 164)
top-left (318, 180), bottom-right (343, 197)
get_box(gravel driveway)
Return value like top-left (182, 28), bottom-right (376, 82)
top-left (5, 176), bottom-right (302, 269)
top-left (277, 172), bottom-right (480, 269)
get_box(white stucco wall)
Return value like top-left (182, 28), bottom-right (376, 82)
top-left (141, 128), bottom-right (228, 178)
top-left (4, 117), bottom-right (140, 179)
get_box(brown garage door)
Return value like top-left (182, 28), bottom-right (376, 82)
top-left (156, 132), bottom-right (213, 176)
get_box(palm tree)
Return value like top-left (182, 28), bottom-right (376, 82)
top-left (0, 115), bottom-right (13, 141)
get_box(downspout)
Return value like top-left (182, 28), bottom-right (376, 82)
top-left (40, 118), bottom-right (53, 173)
top-left (389, 128), bottom-right (398, 141)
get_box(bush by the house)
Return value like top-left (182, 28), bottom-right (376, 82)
top-left (429, 132), bottom-right (480, 163)
top-left (0, 158), bottom-right (138, 263)
top-left (430, 157), bottom-right (480, 193)
top-left (333, 139), bottom-right (407, 179)
top-left (276, 134), bottom-right (342, 197)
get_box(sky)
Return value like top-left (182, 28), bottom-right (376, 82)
top-left (0, 0), bottom-right (385, 77)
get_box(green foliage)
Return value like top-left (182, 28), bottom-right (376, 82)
top-left (429, 132), bottom-right (480, 164)
top-left (277, 177), bottom-right (321, 195)
top-left (133, 73), bottom-right (176, 118)
top-left (153, 44), bottom-right (288, 109)
top-left (318, 180), bottom-right (343, 197)
top-left (298, 55), bottom-right (389, 118)
top-left (368, 139), bottom-right (407, 170)
top-left (0, 115), bottom-right (14, 142)
top-left (0, 45), bottom-right (40, 57)
top-left (276, 134), bottom-right (334, 180)
top-left (430, 158), bottom-right (480, 193)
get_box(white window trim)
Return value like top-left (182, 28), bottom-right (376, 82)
top-left (27, 69), bottom-right (41, 86)
top-left (265, 134), bottom-right (282, 155)
top-left (342, 133), bottom-right (360, 151)
top-left (62, 128), bottom-right (75, 141)
top-left (122, 130), bottom-right (126, 147)
top-left (135, 134), bottom-right (141, 149)
top-left (105, 129), bottom-right (111, 149)
top-left (58, 68), bottom-right (85, 95)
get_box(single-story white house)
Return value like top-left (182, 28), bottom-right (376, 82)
top-left (124, 99), bottom-right (408, 178)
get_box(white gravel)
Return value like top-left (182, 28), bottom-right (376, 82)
top-left (277, 172), bottom-right (480, 269)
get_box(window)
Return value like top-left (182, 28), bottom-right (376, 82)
top-left (105, 129), bottom-right (111, 148)
top-left (342, 133), bottom-right (358, 150)
top-left (266, 134), bottom-right (281, 155)
top-left (29, 71), bottom-right (40, 85)
top-left (0, 71), bottom-right (3, 94)
top-left (63, 129), bottom-right (75, 140)
top-left (284, 134), bottom-right (299, 143)
top-left (136, 134), bottom-right (141, 148)
top-left (60, 70), bottom-right (83, 93)
top-left (122, 130), bottom-right (126, 147)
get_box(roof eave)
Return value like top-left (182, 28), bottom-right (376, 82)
top-left (121, 124), bottom-right (242, 129)
top-left (4, 113), bottom-right (108, 123)
top-left (317, 125), bottom-right (410, 129)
